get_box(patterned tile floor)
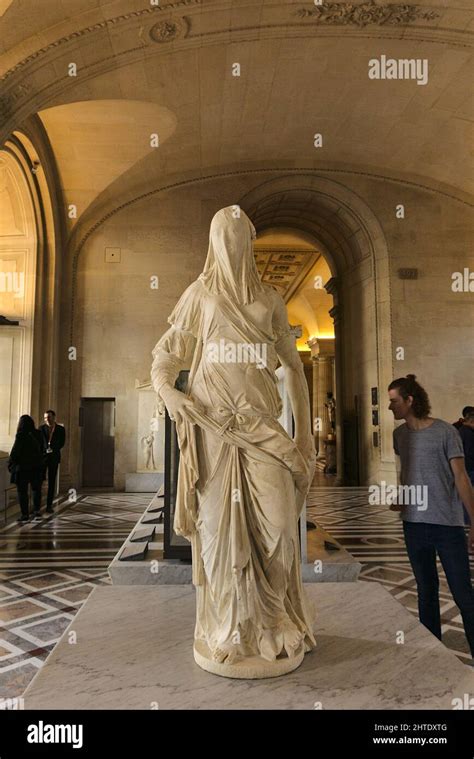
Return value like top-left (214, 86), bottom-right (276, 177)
top-left (0, 492), bottom-right (152, 699)
top-left (307, 485), bottom-right (474, 666)
top-left (0, 567), bottom-right (112, 699)
top-left (1, 485), bottom-right (472, 701)
top-left (0, 492), bottom-right (151, 571)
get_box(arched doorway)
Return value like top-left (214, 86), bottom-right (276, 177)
top-left (0, 124), bottom-right (62, 450)
top-left (0, 148), bottom-right (37, 450)
top-left (56, 167), bottom-right (396, 490)
top-left (253, 228), bottom-right (337, 478)
top-left (241, 174), bottom-right (395, 486)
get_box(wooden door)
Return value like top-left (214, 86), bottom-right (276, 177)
top-left (80, 398), bottom-right (115, 487)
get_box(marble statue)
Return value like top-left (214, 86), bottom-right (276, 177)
top-left (151, 206), bottom-right (316, 678)
top-left (325, 392), bottom-right (336, 438)
top-left (141, 433), bottom-right (155, 470)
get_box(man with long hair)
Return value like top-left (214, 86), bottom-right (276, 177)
top-left (388, 374), bottom-right (474, 660)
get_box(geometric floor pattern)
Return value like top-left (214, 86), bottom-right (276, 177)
top-left (1, 486), bottom-right (472, 701)
top-left (0, 492), bottom-right (151, 570)
top-left (0, 492), bottom-right (153, 700)
top-left (307, 486), bottom-right (474, 666)
top-left (0, 567), bottom-right (112, 700)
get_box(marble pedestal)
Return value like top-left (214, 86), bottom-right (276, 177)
top-left (108, 522), bottom-right (360, 585)
top-left (125, 472), bottom-right (164, 493)
top-left (108, 493), bottom-right (361, 585)
top-left (22, 583), bottom-right (473, 710)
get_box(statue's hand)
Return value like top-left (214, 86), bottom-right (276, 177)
top-left (160, 386), bottom-right (203, 423)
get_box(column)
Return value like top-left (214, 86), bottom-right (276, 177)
top-left (307, 337), bottom-right (335, 460)
top-left (307, 336), bottom-right (319, 453)
top-left (316, 351), bottom-right (334, 460)
top-left (326, 276), bottom-right (343, 484)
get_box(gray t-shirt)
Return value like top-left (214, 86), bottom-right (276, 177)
top-left (393, 419), bottom-right (465, 526)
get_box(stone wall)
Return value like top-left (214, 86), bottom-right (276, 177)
top-left (60, 171), bottom-right (473, 489)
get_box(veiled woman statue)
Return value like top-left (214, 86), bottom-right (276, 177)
top-left (151, 206), bottom-right (316, 678)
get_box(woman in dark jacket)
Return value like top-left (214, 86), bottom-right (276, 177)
top-left (8, 415), bottom-right (44, 523)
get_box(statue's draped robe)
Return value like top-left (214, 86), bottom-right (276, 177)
top-left (152, 278), bottom-right (316, 662)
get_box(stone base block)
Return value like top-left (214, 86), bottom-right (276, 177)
top-left (125, 472), bottom-right (164, 493)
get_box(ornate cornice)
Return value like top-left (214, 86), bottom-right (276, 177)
top-left (71, 166), bottom-right (474, 262)
top-left (0, 1), bottom-right (454, 85)
top-left (326, 278), bottom-right (340, 298)
top-left (149, 17), bottom-right (190, 43)
top-left (295, 2), bottom-right (440, 26)
top-left (329, 304), bottom-right (342, 325)
top-left (0, 1), bottom-right (468, 130)
top-left (0, 0), bottom-right (201, 81)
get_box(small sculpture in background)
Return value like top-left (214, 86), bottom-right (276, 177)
top-left (141, 432), bottom-right (155, 470)
top-left (325, 392), bottom-right (336, 439)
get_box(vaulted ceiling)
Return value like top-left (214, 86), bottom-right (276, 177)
top-left (0, 0), bottom-right (473, 233)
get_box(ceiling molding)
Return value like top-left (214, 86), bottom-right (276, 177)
top-left (294, 2), bottom-right (440, 26)
top-left (0, 0), bottom-right (201, 81)
top-left (0, 1), bottom-right (469, 87)
top-left (69, 165), bottom-right (474, 260)
top-left (0, 2), bottom-right (471, 140)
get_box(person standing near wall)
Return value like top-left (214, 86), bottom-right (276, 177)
top-left (40, 410), bottom-right (66, 514)
top-left (453, 406), bottom-right (474, 430)
top-left (388, 374), bottom-right (474, 661)
top-left (8, 415), bottom-right (43, 523)
top-left (458, 410), bottom-right (474, 484)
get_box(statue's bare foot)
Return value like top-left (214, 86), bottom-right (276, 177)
top-left (212, 644), bottom-right (239, 664)
top-left (282, 624), bottom-right (304, 658)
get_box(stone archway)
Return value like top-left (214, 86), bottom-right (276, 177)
top-left (0, 147), bottom-right (37, 449)
top-left (58, 167), bottom-right (397, 489)
top-left (239, 174), bottom-right (395, 484)
top-left (0, 121), bottom-right (64, 447)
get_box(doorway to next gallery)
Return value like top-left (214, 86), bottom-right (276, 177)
top-left (253, 229), bottom-right (347, 483)
top-left (80, 398), bottom-right (116, 488)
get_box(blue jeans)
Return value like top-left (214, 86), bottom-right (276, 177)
top-left (403, 521), bottom-right (474, 657)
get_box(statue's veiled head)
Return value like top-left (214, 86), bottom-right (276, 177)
top-left (209, 206), bottom-right (256, 267)
top-left (199, 206), bottom-right (262, 305)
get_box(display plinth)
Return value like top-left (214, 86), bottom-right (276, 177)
top-left (22, 582), bottom-right (474, 710)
